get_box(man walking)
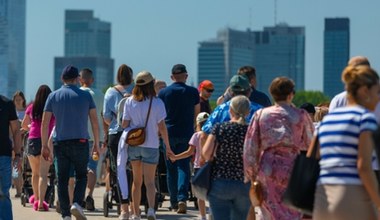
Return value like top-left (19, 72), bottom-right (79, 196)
top-left (79, 68), bottom-right (105, 211)
top-left (41, 65), bottom-right (100, 220)
top-left (158, 64), bottom-right (200, 214)
top-left (0, 95), bottom-right (22, 220)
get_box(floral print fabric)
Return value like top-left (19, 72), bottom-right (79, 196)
top-left (244, 104), bottom-right (314, 220)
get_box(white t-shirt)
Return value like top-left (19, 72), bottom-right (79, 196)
top-left (122, 96), bottom-right (166, 149)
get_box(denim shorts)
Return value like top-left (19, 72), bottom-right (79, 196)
top-left (27, 138), bottom-right (42, 156)
top-left (128, 147), bottom-right (159, 164)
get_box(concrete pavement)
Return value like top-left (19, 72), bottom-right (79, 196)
top-left (11, 186), bottom-right (204, 220)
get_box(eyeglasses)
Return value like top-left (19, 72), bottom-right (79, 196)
top-left (205, 89), bottom-right (214, 93)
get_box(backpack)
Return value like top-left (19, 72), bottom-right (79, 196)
top-left (113, 86), bottom-right (131, 126)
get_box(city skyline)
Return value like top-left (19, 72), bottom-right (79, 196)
top-left (22, 1), bottom-right (380, 100)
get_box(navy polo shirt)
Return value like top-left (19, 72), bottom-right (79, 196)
top-left (158, 82), bottom-right (199, 139)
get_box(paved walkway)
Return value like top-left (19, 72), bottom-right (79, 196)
top-left (11, 186), bottom-right (204, 220)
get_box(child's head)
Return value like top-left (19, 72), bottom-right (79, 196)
top-left (196, 112), bottom-right (209, 131)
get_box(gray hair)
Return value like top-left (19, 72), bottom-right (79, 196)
top-left (230, 95), bottom-right (250, 124)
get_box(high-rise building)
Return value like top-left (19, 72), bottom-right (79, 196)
top-left (198, 28), bottom-right (254, 100)
top-left (54, 10), bottom-right (114, 90)
top-left (253, 24), bottom-right (305, 93)
top-left (0, 0), bottom-right (26, 98)
top-left (323, 18), bottom-right (350, 98)
top-left (198, 25), bottom-right (305, 100)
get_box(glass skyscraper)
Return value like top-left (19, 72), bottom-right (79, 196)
top-left (54, 10), bottom-right (114, 90)
top-left (323, 18), bottom-right (350, 98)
top-left (198, 25), bottom-right (305, 100)
top-left (0, 0), bottom-right (26, 98)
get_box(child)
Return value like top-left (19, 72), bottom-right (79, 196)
top-left (170, 112), bottom-right (209, 220)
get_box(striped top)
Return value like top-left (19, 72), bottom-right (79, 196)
top-left (317, 106), bottom-right (378, 185)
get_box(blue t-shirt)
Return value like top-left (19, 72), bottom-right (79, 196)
top-left (44, 84), bottom-right (96, 141)
top-left (103, 87), bottom-right (129, 135)
top-left (250, 87), bottom-right (271, 107)
top-left (158, 82), bottom-right (199, 139)
top-left (202, 100), bottom-right (262, 134)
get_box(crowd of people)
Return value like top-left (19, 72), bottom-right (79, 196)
top-left (1, 55), bottom-right (380, 220)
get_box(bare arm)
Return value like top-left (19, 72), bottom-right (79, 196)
top-left (158, 120), bottom-right (173, 157)
top-left (202, 134), bottom-right (216, 161)
top-left (41, 111), bottom-right (53, 161)
top-left (357, 131), bottom-right (380, 208)
top-left (21, 114), bottom-right (31, 131)
top-left (121, 119), bottom-right (130, 129)
top-left (104, 117), bottom-right (111, 126)
top-left (89, 108), bottom-right (100, 154)
top-left (306, 136), bottom-right (320, 158)
top-left (173, 145), bottom-right (195, 161)
top-left (10, 119), bottom-right (22, 170)
top-left (194, 103), bottom-right (200, 125)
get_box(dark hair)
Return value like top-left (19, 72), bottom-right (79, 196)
top-left (32, 85), bottom-right (52, 120)
top-left (269, 77), bottom-right (295, 102)
top-left (80, 68), bottom-right (93, 80)
top-left (12, 90), bottom-right (26, 108)
top-left (237, 66), bottom-right (256, 81)
top-left (342, 65), bottom-right (379, 102)
top-left (117, 64), bottom-right (133, 86)
top-left (132, 81), bottom-right (156, 101)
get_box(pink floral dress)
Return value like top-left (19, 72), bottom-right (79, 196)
top-left (244, 103), bottom-right (314, 220)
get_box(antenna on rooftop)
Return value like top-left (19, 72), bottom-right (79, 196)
top-left (249, 7), bottom-right (252, 29)
top-left (274, 0), bottom-right (277, 25)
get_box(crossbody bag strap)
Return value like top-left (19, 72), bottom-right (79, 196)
top-left (143, 97), bottom-right (153, 128)
top-left (113, 86), bottom-right (124, 97)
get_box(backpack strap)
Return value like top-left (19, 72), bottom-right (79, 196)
top-left (113, 86), bottom-right (124, 97)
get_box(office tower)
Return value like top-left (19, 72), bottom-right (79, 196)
top-left (0, 0), bottom-right (26, 98)
top-left (253, 24), bottom-right (305, 93)
top-left (323, 18), bottom-right (350, 98)
top-left (198, 28), bottom-right (254, 100)
top-left (198, 25), bottom-right (305, 100)
top-left (54, 10), bottom-right (114, 90)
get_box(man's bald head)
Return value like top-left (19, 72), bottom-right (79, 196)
top-left (348, 56), bottom-right (370, 67)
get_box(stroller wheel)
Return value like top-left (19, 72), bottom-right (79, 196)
top-left (103, 192), bottom-right (109, 217)
top-left (21, 193), bottom-right (26, 207)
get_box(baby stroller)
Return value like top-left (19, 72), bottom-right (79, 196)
top-left (20, 132), bottom-right (55, 208)
top-left (103, 148), bottom-right (123, 217)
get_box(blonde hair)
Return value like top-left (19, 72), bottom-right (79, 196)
top-left (230, 95), bottom-right (250, 124)
top-left (342, 65), bottom-right (379, 103)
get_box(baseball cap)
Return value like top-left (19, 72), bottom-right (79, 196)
top-left (61, 65), bottom-right (79, 80)
top-left (230, 75), bottom-right (251, 93)
top-left (172, 64), bottom-right (187, 75)
top-left (196, 112), bottom-right (209, 124)
top-left (135, 71), bottom-right (154, 86)
top-left (198, 80), bottom-right (214, 92)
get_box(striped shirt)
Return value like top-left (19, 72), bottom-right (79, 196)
top-left (317, 106), bottom-right (377, 185)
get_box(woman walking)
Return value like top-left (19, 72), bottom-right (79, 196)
top-left (244, 77), bottom-right (314, 219)
top-left (311, 65), bottom-right (380, 220)
top-left (119, 71), bottom-right (172, 220)
top-left (21, 85), bottom-right (55, 211)
top-left (202, 95), bottom-right (252, 220)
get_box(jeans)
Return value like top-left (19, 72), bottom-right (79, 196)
top-left (164, 137), bottom-right (191, 206)
top-left (54, 139), bottom-right (89, 217)
top-left (208, 178), bottom-right (251, 220)
top-left (0, 156), bottom-right (12, 220)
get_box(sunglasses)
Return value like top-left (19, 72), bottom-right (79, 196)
top-left (205, 89), bottom-right (214, 93)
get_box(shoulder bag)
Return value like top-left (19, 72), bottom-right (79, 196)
top-left (191, 124), bottom-right (220, 201)
top-left (125, 97), bottom-right (153, 147)
top-left (282, 136), bottom-right (320, 215)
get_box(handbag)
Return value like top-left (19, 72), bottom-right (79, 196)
top-left (126, 97), bottom-right (153, 146)
top-left (282, 136), bottom-right (320, 215)
top-left (191, 124), bottom-right (220, 201)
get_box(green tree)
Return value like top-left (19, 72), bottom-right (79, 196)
top-left (293, 90), bottom-right (330, 107)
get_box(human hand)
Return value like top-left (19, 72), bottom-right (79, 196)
top-left (42, 146), bottom-right (52, 162)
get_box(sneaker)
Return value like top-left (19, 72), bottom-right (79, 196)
top-left (130, 215), bottom-right (141, 220)
top-left (169, 203), bottom-right (178, 212)
top-left (62, 216), bottom-right (72, 220)
top-left (85, 195), bottom-right (95, 211)
top-left (70, 202), bottom-right (87, 220)
top-left (147, 208), bottom-right (156, 220)
top-left (118, 212), bottom-right (129, 220)
top-left (177, 201), bottom-right (187, 214)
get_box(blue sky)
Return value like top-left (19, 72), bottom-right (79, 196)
top-left (25, 0), bottom-right (380, 100)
